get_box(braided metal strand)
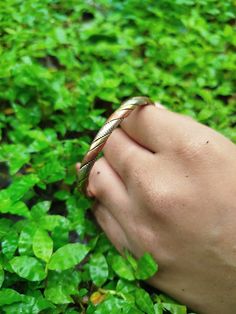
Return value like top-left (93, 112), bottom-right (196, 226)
top-left (77, 96), bottom-right (154, 196)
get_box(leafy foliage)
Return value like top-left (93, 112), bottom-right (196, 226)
top-left (0, 0), bottom-right (235, 313)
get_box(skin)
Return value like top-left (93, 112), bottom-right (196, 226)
top-left (76, 105), bottom-right (236, 314)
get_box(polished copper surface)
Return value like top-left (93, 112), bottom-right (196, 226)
top-left (77, 96), bottom-right (154, 196)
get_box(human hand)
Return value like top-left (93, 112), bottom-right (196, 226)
top-left (77, 105), bottom-right (236, 314)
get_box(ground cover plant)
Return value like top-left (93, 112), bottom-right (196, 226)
top-left (0, 0), bottom-right (235, 313)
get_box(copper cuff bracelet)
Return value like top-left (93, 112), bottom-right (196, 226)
top-left (77, 96), bottom-right (155, 196)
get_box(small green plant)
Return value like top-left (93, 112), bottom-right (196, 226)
top-left (0, 0), bottom-right (235, 313)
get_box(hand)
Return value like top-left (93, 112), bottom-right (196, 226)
top-left (77, 105), bottom-right (236, 314)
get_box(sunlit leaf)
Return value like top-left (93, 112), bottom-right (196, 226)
top-left (48, 243), bottom-right (90, 271)
top-left (135, 253), bottom-right (158, 280)
top-left (33, 228), bottom-right (53, 262)
top-left (135, 288), bottom-right (155, 314)
top-left (18, 223), bottom-right (37, 255)
top-left (89, 253), bottom-right (108, 286)
top-left (0, 289), bottom-right (24, 306)
top-left (111, 254), bottom-right (135, 281)
top-left (10, 256), bottom-right (46, 281)
top-left (2, 230), bottom-right (18, 259)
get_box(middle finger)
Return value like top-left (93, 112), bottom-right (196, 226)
top-left (103, 127), bottom-right (155, 187)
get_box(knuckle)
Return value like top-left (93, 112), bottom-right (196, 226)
top-left (156, 186), bottom-right (173, 203)
top-left (136, 104), bottom-right (154, 121)
top-left (124, 145), bottom-right (136, 165)
top-left (122, 149), bottom-right (143, 181)
top-left (174, 139), bottom-right (207, 160)
top-left (140, 183), bottom-right (181, 220)
top-left (128, 222), bottom-right (158, 255)
top-left (140, 103), bottom-right (154, 114)
top-left (150, 186), bottom-right (174, 213)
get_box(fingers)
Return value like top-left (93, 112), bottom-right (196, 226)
top-left (93, 201), bottom-right (130, 253)
top-left (103, 127), bottom-right (155, 186)
top-left (120, 104), bottom-right (197, 153)
top-left (78, 157), bottom-right (132, 222)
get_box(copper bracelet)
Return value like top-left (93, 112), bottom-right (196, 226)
top-left (77, 96), bottom-right (155, 196)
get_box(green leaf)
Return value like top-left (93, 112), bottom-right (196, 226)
top-left (32, 295), bottom-right (55, 312)
top-left (124, 249), bottom-right (138, 271)
top-left (33, 228), bottom-right (53, 262)
top-left (13, 103), bottom-right (41, 126)
top-left (48, 243), bottom-right (90, 271)
top-left (162, 303), bottom-right (187, 314)
top-left (44, 269), bottom-right (81, 304)
top-left (0, 193), bottom-right (12, 214)
top-left (40, 214), bottom-right (70, 231)
top-left (135, 288), bottom-right (155, 314)
top-left (10, 256), bottom-right (46, 281)
top-left (154, 303), bottom-right (163, 314)
top-left (37, 159), bottom-right (65, 183)
top-left (116, 279), bottom-right (137, 294)
top-left (135, 253), bottom-right (158, 280)
top-left (0, 144), bottom-right (30, 175)
top-left (0, 218), bottom-right (12, 239)
top-left (7, 174), bottom-right (39, 202)
top-left (51, 225), bottom-right (69, 250)
top-left (44, 285), bottom-right (74, 304)
top-left (18, 223), bottom-right (37, 255)
top-left (9, 201), bottom-right (30, 218)
top-left (0, 265), bottom-right (4, 288)
top-left (123, 306), bottom-right (143, 314)
top-left (0, 191), bottom-right (30, 218)
top-left (93, 295), bottom-right (124, 314)
top-left (2, 230), bottom-right (18, 259)
top-left (0, 289), bottom-right (24, 306)
top-left (159, 294), bottom-right (179, 304)
top-left (54, 27), bottom-right (68, 44)
top-left (198, 108), bottom-right (213, 121)
top-left (89, 253), bottom-right (108, 286)
top-left (2, 294), bottom-right (54, 313)
top-left (111, 254), bottom-right (135, 281)
top-left (31, 201), bottom-right (51, 220)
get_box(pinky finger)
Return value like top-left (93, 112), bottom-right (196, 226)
top-left (92, 201), bottom-right (130, 254)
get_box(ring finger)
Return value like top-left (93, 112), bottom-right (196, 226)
top-left (93, 201), bottom-right (131, 254)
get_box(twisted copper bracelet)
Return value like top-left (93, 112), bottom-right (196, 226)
top-left (77, 96), bottom-right (155, 196)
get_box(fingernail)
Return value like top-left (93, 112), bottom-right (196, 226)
top-left (155, 102), bottom-right (166, 109)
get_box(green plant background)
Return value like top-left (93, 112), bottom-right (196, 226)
top-left (0, 0), bottom-right (235, 313)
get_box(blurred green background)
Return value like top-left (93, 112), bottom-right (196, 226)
top-left (0, 0), bottom-right (235, 313)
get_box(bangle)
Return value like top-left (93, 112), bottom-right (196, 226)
top-left (77, 96), bottom-right (155, 196)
